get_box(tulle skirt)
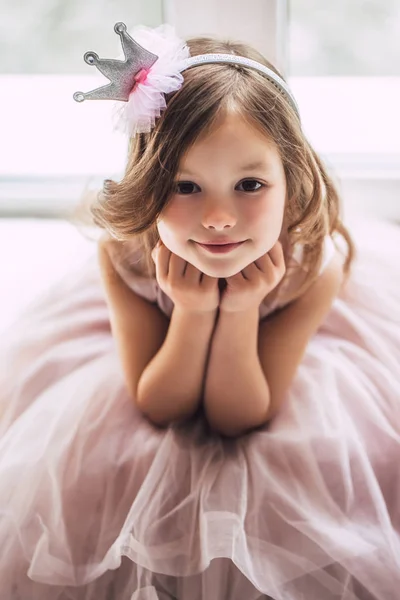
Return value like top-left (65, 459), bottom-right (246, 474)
top-left (1, 217), bottom-right (400, 600)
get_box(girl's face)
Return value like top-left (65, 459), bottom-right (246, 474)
top-left (157, 110), bottom-right (287, 278)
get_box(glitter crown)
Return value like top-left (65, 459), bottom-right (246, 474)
top-left (73, 22), bottom-right (159, 103)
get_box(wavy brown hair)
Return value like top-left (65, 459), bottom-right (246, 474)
top-left (72, 36), bottom-right (355, 303)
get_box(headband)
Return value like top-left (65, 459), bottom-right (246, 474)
top-left (73, 22), bottom-right (301, 137)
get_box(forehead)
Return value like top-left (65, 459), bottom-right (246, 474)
top-left (179, 110), bottom-right (280, 172)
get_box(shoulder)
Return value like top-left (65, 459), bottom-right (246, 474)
top-left (97, 232), bottom-right (174, 319)
top-left (257, 246), bottom-right (344, 420)
top-left (97, 233), bottom-right (149, 295)
top-left (296, 246), bottom-right (344, 309)
top-left (259, 247), bottom-right (343, 357)
top-left (290, 234), bottom-right (337, 275)
top-left (262, 234), bottom-right (343, 318)
top-left (98, 233), bottom-right (148, 277)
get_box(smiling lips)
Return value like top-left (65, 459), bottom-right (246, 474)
top-left (199, 238), bottom-right (243, 245)
top-left (197, 241), bottom-right (245, 254)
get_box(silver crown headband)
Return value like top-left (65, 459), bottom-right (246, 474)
top-left (74, 22), bottom-right (301, 136)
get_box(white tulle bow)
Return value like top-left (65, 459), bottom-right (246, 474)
top-left (112, 24), bottom-right (190, 137)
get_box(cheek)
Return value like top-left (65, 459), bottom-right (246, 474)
top-left (249, 201), bottom-right (285, 251)
top-left (157, 205), bottom-right (194, 253)
top-left (255, 194), bottom-right (285, 226)
top-left (159, 201), bottom-right (193, 234)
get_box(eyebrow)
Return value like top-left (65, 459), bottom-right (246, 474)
top-left (240, 160), bottom-right (271, 171)
top-left (178, 161), bottom-right (272, 177)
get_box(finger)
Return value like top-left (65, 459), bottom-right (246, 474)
top-left (182, 261), bottom-right (204, 284)
top-left (156, 243), bottom-right (172, 279)
top-left (226, 270), bottom-right (247, 282)
top-left (267, 241), bottom-right (285, 268)
top-left (253, 253), bottom-right (272, 272)
top-left (168, 250), bottom-right (190, 280)
top-left (201, 272), bottom-right (219, 288)
top-left (241, 261), bottom-right (264, 279)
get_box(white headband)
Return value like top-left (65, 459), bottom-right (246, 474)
top-left (73, 22), bottom-right (301, 136)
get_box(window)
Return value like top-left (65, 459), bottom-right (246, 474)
top-left (1, 0), bottom-right (399, 219)
top-left (0, 3), bottom-right (163, 215)
top-left (289, 0), bottom-right (400, 76)
top-left (287, 0), bottom-right (400, 166)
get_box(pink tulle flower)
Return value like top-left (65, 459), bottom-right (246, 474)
top-left (112, 24), bottom-right (190, 137)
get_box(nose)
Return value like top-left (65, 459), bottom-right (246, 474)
top-left (201, 201), bottom-right (237, 230)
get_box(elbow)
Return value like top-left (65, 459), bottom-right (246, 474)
top-left (205, 409), bottom-right (270, 438)
top-left (135, 397), bottom-right (180, 429)
top-left (142, 407), bottom-right (197, 430)
top-left (139, 407), bottom-right (173, 429)
top-left (129, 384), bottom-right (171, 429)
top-left (263, 390), bottom-right (286, 423)
top-left (208, 419), bottom-right (269, 438)
top-left (135, 389), bottom-right (199, 430)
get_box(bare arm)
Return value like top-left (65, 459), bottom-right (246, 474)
top-left (137, 307), bottom-right (218, 428)
top-left (98, 236), bottom-right (219, 429)
top-left (203, 251), bottom-right (344, 437)
top-left (257, 250), bottom-right (344, 420)
top-left (203, 307), bottom-right (271, 437)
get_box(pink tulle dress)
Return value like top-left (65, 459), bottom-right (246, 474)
top-left (0, 217), bottom-right (400, 600)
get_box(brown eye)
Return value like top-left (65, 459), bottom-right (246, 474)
top-left (237, 179), bottom-right (263, 192)
top-left (176, 182), bottom-right (200, 195)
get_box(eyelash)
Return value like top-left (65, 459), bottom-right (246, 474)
top-left (175, 179), bottom-right (266, 195)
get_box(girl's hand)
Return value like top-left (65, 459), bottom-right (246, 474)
top-left (151, 240), bottom-right (220, 314)
top-left (219, 241), bottom-right (286, 313)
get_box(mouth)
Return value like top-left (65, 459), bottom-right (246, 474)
top-left (196, 241), bottom-right (245, 254)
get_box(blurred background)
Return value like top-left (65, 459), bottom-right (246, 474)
top-left (0, 0), bottom-right (399, 330)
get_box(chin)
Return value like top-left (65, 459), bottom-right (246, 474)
top-left (200, 264), bottom-right (244, 278)
top-left (197, 255), bottom-right (259, 278)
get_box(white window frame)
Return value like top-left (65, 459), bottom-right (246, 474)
top-left (1, 0), bottom-right (399, 222)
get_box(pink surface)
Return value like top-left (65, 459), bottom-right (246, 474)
top-left (0, 217), bottom-right (400, 599)
top-left (0, 219), bottom-right (94, 333)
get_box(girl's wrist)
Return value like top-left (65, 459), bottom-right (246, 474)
top-left (173, 305), bottom-right (218, 320)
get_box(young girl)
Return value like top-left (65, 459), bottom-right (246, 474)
top-left (1, 21), bottom-right (400, 600)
